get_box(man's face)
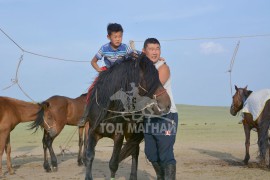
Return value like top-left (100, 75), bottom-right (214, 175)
top-left (107, 31), bottom-right (123, 48)
top-left (143, 43), bottom-right (161, 63)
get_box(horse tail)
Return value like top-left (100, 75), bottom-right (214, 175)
top-left (119, 132), bottom-right (144, 162)
top-left (257, 101), bottom-right (270, 163)
top-left (29, 101), bottom-right (49, 132)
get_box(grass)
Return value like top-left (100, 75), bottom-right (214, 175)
top-left (10, 104), bottom-right (248, 153)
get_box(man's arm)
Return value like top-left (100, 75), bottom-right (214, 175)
top-left (91, 56), bottom-right (102, 72)
top-left (158, 64), bottom-right (170, 85)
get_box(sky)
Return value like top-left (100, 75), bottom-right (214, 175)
top-left (0, 0), bottom-right (270, 106)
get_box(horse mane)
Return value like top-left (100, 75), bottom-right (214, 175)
top-left (87, 53), bottom-right (160, 128)
top-left (247, 90), bottom-right (253, 97)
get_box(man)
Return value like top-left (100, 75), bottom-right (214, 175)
top-left (142, 38), bottom-right (178, 180)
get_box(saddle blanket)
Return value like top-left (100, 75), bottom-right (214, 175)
top-left (242, 89), bottom-right (270, 121)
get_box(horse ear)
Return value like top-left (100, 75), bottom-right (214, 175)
top-left (234, 85), bottom-right (238, 91)
top-left (243, 86), bottom-right (250, 96)
top-left (244, 85), bottom-right (248, 90)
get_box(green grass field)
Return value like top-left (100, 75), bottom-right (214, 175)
top-left (10, 104), bottom-right (244, 153)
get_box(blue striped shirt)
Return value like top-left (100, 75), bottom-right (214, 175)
top-left (95, 43), bottom-right (133, 68)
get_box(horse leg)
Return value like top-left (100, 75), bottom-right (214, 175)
top-left (46, 134), bottom-right (57, 172)
top-left (42, 130), bottom-right (51, 172)
top-left (257, 126), bottom-right (268, 166)
top-left (85, 131), bottom-right (99, 180)
top-left (129, 143), bottom-right (140, 180)
top-left (109, 134), bottom-right (124, 179)
top-left (5, 134), bottom-right (14, 175)
top-left (77, 126), bottom-right (84, 166)
top-left (0, 129), bottom-right (8, 176)
top-left (243, 121), bottom-right (251, 165)
top-left (83, 122), bottom-right (89, 165)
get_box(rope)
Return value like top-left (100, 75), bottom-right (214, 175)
top-left (0, 27), bottom-right (24, 51)
top-left (132, 34), bottom-right (270, 42)
top-left (95, 89), bottom-right (157, 114)
top-left (0, 27), bottom-right (88, 63)
top-left (59, 127), bottom-right (78, 156)
top-left (1, 27), bottom-right (90, 102)
top-left (2, 54), bottom-right (37, 103)
top-left (226, 41), bottom-right (240, 96)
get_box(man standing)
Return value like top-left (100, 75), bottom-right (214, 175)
top-left (142, 38), bottom-right (178, 180)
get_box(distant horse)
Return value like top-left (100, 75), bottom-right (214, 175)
top-left (30, 94), bottom-right (87, 172)
top-left (0, 97), bottom-right (41, 176)
top-left (83, 54), bottom-right (171, 180)
top-left (230, 85), bottom-right (270, 167)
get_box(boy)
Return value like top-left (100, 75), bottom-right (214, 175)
top-left (91, 23), bottom-right (133, 72)
top-left (78, 23), bottom-right (133, 127)
top-left (86, 23), bottom-right (133, 99)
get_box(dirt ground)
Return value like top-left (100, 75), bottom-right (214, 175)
top-left (1, 105), bottom-right (270, 179)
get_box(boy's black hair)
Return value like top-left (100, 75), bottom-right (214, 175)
top-left (107, 23), bottom-right (123, 35)
top-left (143, 38), bottom-right (161, 49)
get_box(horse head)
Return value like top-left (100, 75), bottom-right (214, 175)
top-left (230, 85), bottom-right (252, 116)
top-left (136, 54), bottom-right (171, 115)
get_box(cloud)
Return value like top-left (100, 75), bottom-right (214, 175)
top-left (199, 42), bottom-right (225, 55)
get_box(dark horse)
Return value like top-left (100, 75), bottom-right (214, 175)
top-left (0, 97), bottom-right (41, 176)
top-left (30, 94), bottom-right (87, 172)
top-left (83, 54), bottom-right (171, 180)
top-left (230, 85), bottom-right (270, 167)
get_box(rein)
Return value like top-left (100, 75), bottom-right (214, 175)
top-left (95, 86), bottom-right (158, 114)
top-left (138, 84), bottom-right (167, 99)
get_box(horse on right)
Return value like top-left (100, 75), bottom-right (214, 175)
top-left (230, 85), bottom-right (270, 167)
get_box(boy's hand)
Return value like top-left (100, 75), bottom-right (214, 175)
top-left (159, 57), bottom-right (165, 61)
top-left (97, 68), bottom-right (103, 72)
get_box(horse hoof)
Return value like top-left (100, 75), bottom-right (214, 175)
top-left (9, 169), bottom-right (15, 175)
top-left (52, 166), bottom-right (58, 172)
top-left (78, 160), bottom-right (84, 166)
top-left (45, 168), bottom-right (52, 172)
top-left (243, 159), bottom-right (249, 165)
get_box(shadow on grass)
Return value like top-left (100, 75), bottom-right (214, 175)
top-left (191, 148), bottom-right (244, 166)
top-left (15, 146), bottom-right (38, 152)
top-left (191, 148), bottom-right (270, 171)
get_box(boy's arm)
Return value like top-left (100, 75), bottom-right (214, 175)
top-left (91, 56), bottom-right (103, 72)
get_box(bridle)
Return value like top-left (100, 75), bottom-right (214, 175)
top-left (138, 84), bottom-right (167, 100)
top-left (231, 89), bottom-right (246, 113)
top-left (94, 84), bottom-right (167, 114)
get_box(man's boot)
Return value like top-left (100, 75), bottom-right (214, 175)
top-left (152, 162), bottom-right (165, 180)
top-left (164, 164), bottom-right (176, 180)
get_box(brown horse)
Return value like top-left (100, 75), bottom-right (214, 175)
top-left (0, 96), bottom-right (41, 176)
top-left (230, 85), bottom-right (270, 167)
top-left (29, 94), bottom-right (87, 172)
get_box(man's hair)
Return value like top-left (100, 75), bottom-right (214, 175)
top-left (143, 38), bottom-right (160, 49)
top-left (107, 23), bottom-right (123, 35)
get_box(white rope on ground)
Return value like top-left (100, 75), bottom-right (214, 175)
top-left (59, 127), bottom-right (78, 156)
